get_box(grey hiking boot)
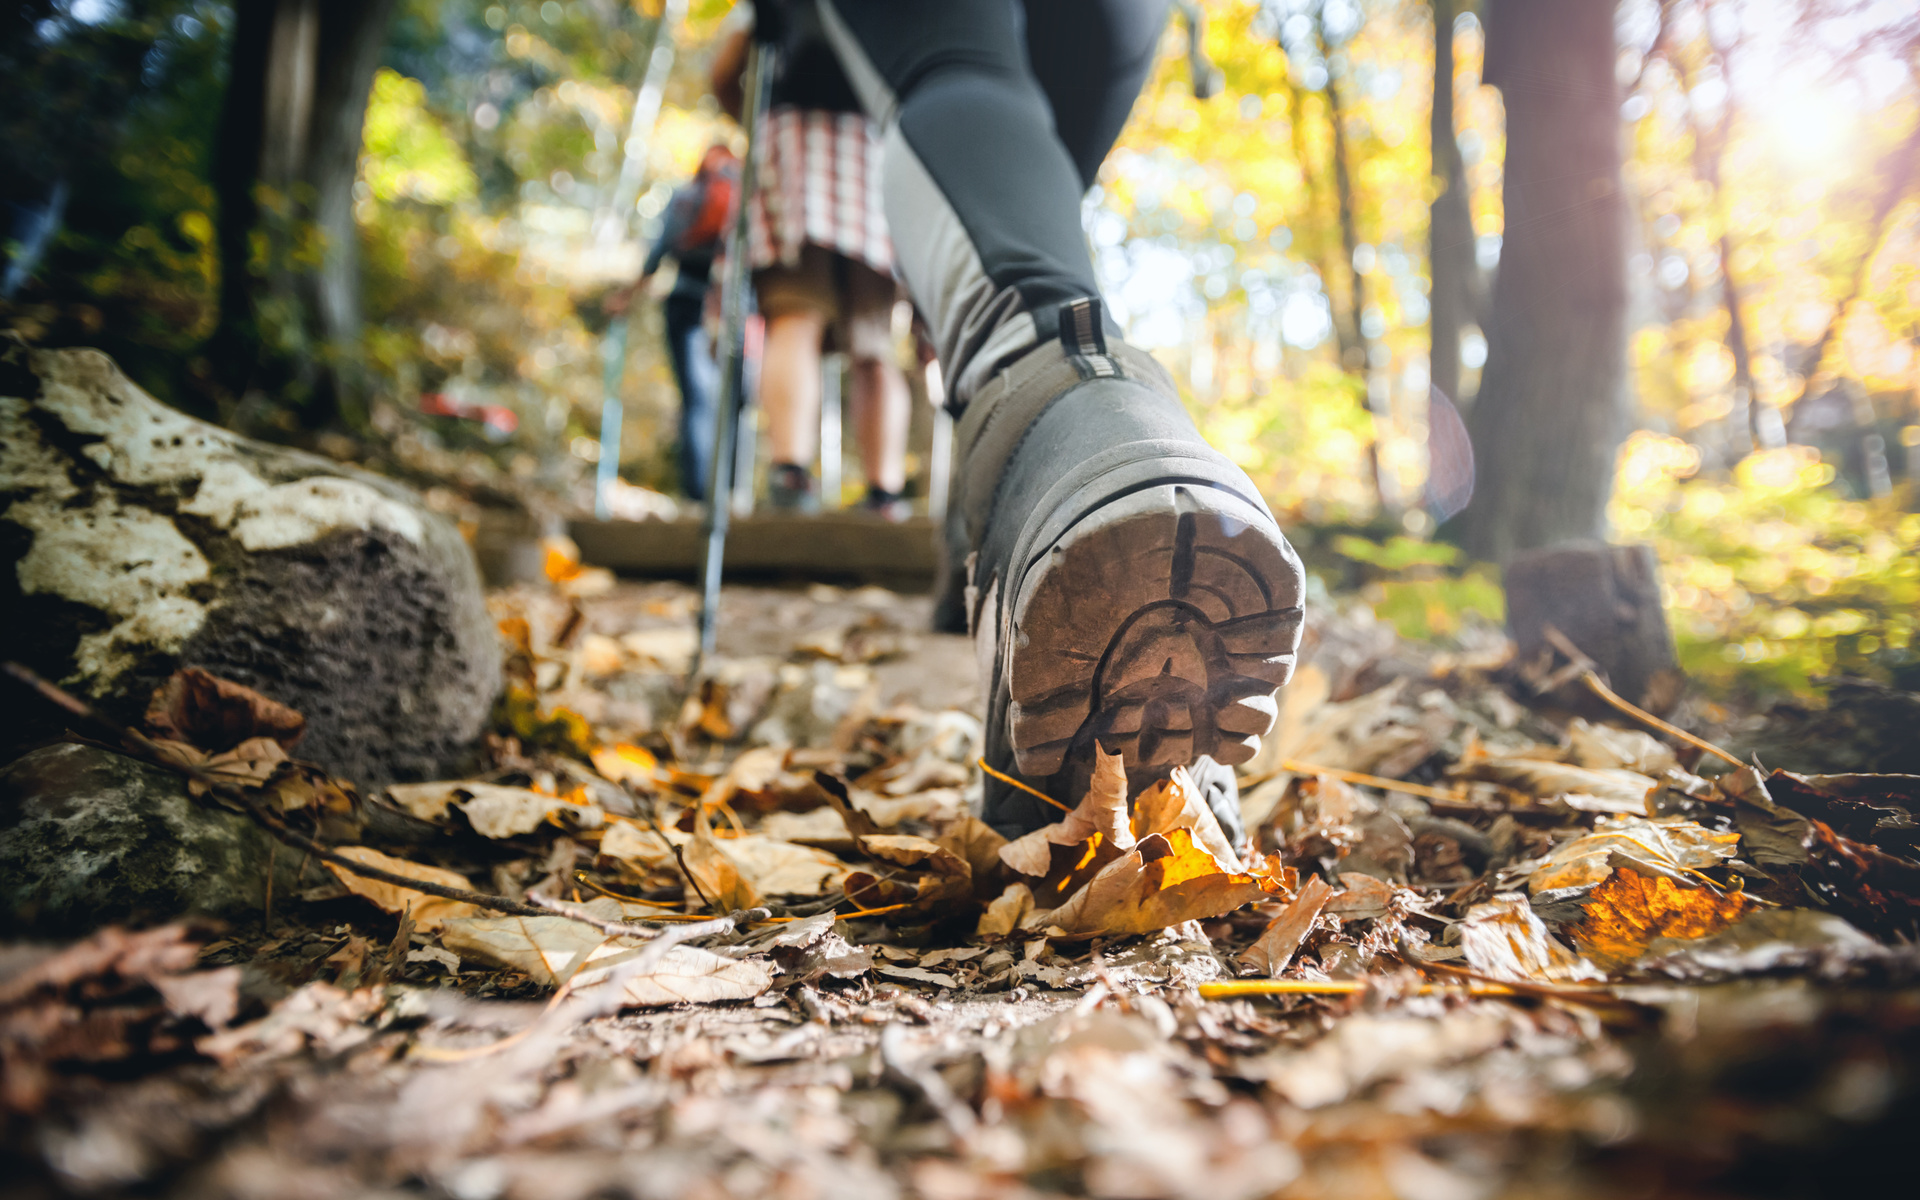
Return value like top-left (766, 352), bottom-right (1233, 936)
top-left (962, 300), bottom-right (1305, 849)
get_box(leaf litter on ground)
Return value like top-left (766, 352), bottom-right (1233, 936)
top-left (7, 580), bottom-right (1920, 1198)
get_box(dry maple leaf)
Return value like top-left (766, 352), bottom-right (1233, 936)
top-left (1527, 817), bottom-right (1741, 893)
top-left (1567, 867), bottom-right (1753, 971)
top-left (999, 748), bottom-right (1136, 906)
top-left (324, 846), bottom-right (480, 931)
top-left (1036, 828), bottom-right (1273, 939)
top-left (145, 667), bottom-right (307, 752)
top-left (1130, 767), bottom-right (1243, 872)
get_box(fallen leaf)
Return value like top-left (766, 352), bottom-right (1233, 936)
top-left (439, 915), bottom-right (627, 986)
top-left (707, 833), bottom-right (851, 896)
top-left (324, 846), bottom-right (480, 931)
top-left (1000, 747), bottom-right (1134, 876)
top-left (977, 883), bottom-right (1034, 938)
top-left (1240, 874), bottom-right (1336, 976)
top-left (184, 736), bottom-right (289, 797)
top-left (1456, 894), bottom-right (1604, 983)
top-left (1527, 817), bottom-right (1741, 893)
top-left (877, 965), bottom-right (958, 988)
top-left (1131, 766), bottom-right (1244, 872)
top-left (150, 967), bottom-right (242, 1030)
top-left (145, 667), bottom-right (307, 751)
top-left (1037, 829), bottom-right (1273, 939)
top-left (935, 815), bottom-right (1010, 896)
top-left (1562, 719), bottom-right (1677, 775)
top-left (590, 742), bottom-right (659, 787)
top-left (620, 627), bottom-right (696, 674)
top-left (856, 833), bottom-right (969, 876)
top-left (599, 819), bottom-right (691, 871)
top-left (571, 945), bottom-right (774, 1007)
top-left (1324, 872), bottom-right (1399, 920)
top-left (1638, 908), bottom-right (1884, 979)
top-left (1449, 758), bottom-right (1657, 814)
top-left (458, 783), bottom-right (605, 838)
top-left (683, 808), bottom-right (761, 912)
top-left (1567, 867), bottom-right (1754, 971)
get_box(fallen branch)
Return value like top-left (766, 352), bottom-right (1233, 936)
top-left (3, 662), bottom-right (670, 938)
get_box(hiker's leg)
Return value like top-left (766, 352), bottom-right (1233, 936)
top-left (817, 0), bottom-right (1111, 402)
top-left (843, 258), bottom-right (909, 500)
top-left (754, 247), bottom-right (840, 495)
top-left (664, 294), bottom-right (715, 501)
top-left (1021, 0), bottom-right (1170, 189)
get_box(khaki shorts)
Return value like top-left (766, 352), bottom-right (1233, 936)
top-left (753, 244), bottom-right (900, 362)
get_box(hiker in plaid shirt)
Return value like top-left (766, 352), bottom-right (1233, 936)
top-left (714, 4), bottom-right (911, 518)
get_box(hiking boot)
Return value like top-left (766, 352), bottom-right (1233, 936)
top-left (961, 300), bottom-right (1305, 845)
top-left (860, 484), bottom-right (912, 523)
top-left (767, 462), bottom-right (818, 513)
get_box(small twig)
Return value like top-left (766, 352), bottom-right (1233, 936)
top-left (977, 757), bottom-right (1071, 813)
top-left (1272, 758), bottom-right (1462, 802)
top-left (650, 804), bottom-right (714, 912)
top-left (526, 892), bottom-right (686, 939)
top-left (1531, 628), bottom-right (1742, 768)
top-left (1577, 668), bottom-right (1741, 768)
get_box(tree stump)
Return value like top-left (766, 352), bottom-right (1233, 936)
top-left (2, 346), bottom-right (501, 783)
top-left (1504, 541), bottom-right (1682, 715)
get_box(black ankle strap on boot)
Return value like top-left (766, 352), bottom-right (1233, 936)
top-left (952, 298), bottom-right (1180, 547)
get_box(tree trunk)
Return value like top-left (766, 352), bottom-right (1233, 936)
top-left (211, 0), bottom-right (395, 428)
top-left (1427, 0), bottom-right (1479, 408)
top-left (1454, 0), bottom-right (1628, 564)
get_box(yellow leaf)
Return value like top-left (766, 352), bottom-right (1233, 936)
top-left (591, 742), bottom-right (658, 786)
top-left (1038, 828), bottom-right (1271, 939)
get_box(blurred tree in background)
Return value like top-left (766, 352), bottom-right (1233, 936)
top-left (4, 0), bottom-right (1919, 698)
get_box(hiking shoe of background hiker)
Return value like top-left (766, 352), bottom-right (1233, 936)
top-left (767, 461), bottom-right (819, 513)
top-left (960, 301), bottom-right (1305, 848)
top-left (860, 485), bottom-right (912, 523)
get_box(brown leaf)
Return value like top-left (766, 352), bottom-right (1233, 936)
top-left (1457, 894), bottom-right (1604, 983)
top-left (1568, 867), bottom-right (1755, 971)
top-left (324, 846), bottom-right (480, 931)
top-left (1000, 747), bottom-right (1134, 876)
top-left (1130, 766), bottom-right (1243, 872)
top-left (1240, 874), bottom-right (1336, 976)
top-left (1527, 818), bottom-right (1741, 893)
top-left (977, 882), bottom-right (1035, 938)
top-left (192, 736), bottom-right (289, 796)
top-left (855, 833), bottom-right (969, 876)
top-left (1037, 828), bottom-right (1273, 939)
top-left (145, 667), bottom-right (306, 752)
top-left (684, 808), bottom-right (762, 912)
top-left (1449, 757), bottom-right (1657, 814)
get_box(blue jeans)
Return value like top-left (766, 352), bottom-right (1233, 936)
top-left (663, 294), bottom-right (717, 501)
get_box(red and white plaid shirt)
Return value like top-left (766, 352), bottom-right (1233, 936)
top-left (745, 106), bottom-right (893, 277)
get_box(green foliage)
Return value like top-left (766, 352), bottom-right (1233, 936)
top-left (1329, 531), bottom-right (1503, 642)
top-left (362, 71), bottom-right (479, 205)
top-left (1613, 432), bottom-right (1920, 698)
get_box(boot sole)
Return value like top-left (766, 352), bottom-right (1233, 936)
top-left (1002, 480), bottom-right (1304, 778)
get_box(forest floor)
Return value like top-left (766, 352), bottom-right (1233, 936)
top-left (5, 572), bottom-right (1919, 1199)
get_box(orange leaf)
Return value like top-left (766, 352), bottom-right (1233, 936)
top-left (1568, 867), bottom-right (1753, 971)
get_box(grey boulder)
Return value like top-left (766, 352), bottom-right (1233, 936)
top-left (1, 346), bottom-right (500, 784)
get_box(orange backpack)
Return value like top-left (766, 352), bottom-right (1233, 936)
top-left (677, 163), bottom-right (738, 254)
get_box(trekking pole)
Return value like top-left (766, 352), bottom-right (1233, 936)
top-left (691, 37), bottom-right (777, 677)
top-left (594, 0), bottom-right (689, 520)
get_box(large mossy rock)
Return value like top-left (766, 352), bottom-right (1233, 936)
top-left (0, 743), bottom-right (312, 936)
top-left (1, 346), bottom-right (500, 784)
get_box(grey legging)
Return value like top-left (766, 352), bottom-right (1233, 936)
top-left (815, 0), bottom-right (1170, 405)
